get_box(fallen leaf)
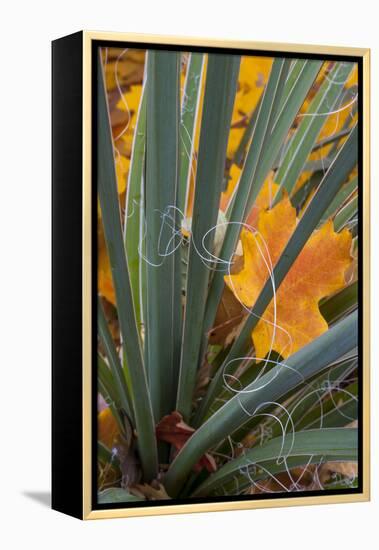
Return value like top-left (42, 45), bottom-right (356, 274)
top-left (114, 154), bottom-right (130, 195)
top-left (98, 407), bottom-right (143, 489)
top-left (156, 412), bottom-right (217, 473)
top-left (220, 164), bottom-right (242, 211)
top-left (320, 461), bottom-right (358, 483)
top-left (225, 194), bottom-right (353, 358)
top-left (227, 57), bottom-right (273, 159)
top-left (98, 407), bottom-right (120, 450)
top-left (194, 360), bottom-right (213, 400)
top-left (116, 84), bottom-right (143, 115)
top-left (211, 175), bottom-right (281, 347)
top-left (209, 283), bottom-right (243, 342)
top-left (119, 445), bottom-right (142, 489)
top-left (97, 407), bottom-right (122, 489)
top-left (104, 49), bottom-right (145, 91)
top-left (98, 228), bottom-right (116, 305)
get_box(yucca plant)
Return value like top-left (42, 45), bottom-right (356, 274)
top-left (96, 47), bottom-right (359, 504)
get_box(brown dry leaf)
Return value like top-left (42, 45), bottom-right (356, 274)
top-left (209, 286), bottom-right (243, 346)
top-left (321, 461), bottom-right (358, 481)
top-left (98, 407), bottom-right (142, 489)
top-left (156, 412), bottom-right (217, 473)
top-left (119, 445), bottom-right (141, 489)
top-left (194, 361), bottom-right (213, 401)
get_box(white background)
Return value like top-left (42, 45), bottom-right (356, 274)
top-left (0, 0), bottom-right (377, 548)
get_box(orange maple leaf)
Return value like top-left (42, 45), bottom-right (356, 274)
top-left (225, 194), bottom-right (353, 358)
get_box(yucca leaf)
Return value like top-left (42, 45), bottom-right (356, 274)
top-left (192, 428), bottom-right (358, 497)
top-left (144, 50), bottom-right (182, 422)
top-left (274, 81), bottom-right (356, 173)
top-left (251, 60), bottom-right (323, 204)
top-left (203, 59), bottom-right (289, 341)
top-left (287, 360), bottom-right (358, 434)
top-left (203, 60), bottom-right (323, 350)
top-left (213, 351), bottom-right (357, 459)
top-left (97, 352), bottom-right (121, 407)
top-left (98, 353), bottom-right (126, 432)
top-left (213, 350), bottom-right (354, 427)
top-left (98, 488), bottom-right (141, 504)
top-left (334, 195), bottom-right (358, 232)
top-left (123, 85), bottom-right (147, 333)
top-left (164, 310), bottom-right (357, 496)
top-left (242, 58), bottom-right (293, 213)
top-left (98, 441), bottom-right (120, 468)
top-left (176, 54), bottom-right (241, 421)
top-left (98, 301), bottom-right (134, 422)
top-left (233, 94), bottom-right (261, 168)
top-left (213, 450), bottom-right (357, 495)
top-left (178, 53), bottom-right (204, 214)
top-left (320, 281), bottom-right (358, 324)
top-left (195, 124), bottom-right (358, 425)
top-left (277, 59), bottom-right (307, 112)
top-left (304, 157), bottom-right (334, 172)
top-left (255, 59), bottom-right (308, 172)
top-left (291, 171), bottom-right (324, 211)
top-left (273, 62), bottom-right (354, 200)
top-left (320, 176), bottom-right (357, 224)
top-left (232, 58), bottom-right (291, 168)
top-left (301, 382), bottom-right (358, 430)
top-left (97, 52), bottom-right (158, 480)
top-left (324, 84), bottom-right (358, 156)
top-left (269, 356), bottom-right (358, 437)
top-left (312, 127), bottom-right (352, 152)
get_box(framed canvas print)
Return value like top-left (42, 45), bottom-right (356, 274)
top-left (52, 31), bottom-right (370, 520)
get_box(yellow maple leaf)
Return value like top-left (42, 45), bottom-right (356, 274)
top-left (225, 194), bottom-right (352, 358)
top-left (226, 56), bottom-right (273, 159)
top-left (220, 164), bottom-right (242, 211)
top-left (104, 49), bottom-right (145, 91)
top-left (98, 407), bottom-right (120, 449)
top-left (97, 157), bottom-right (127, 303)
top-left (114, 154), bottom-right (130, 195)
top-left (112, 84), bottom-right (143, 191)
top-left (98, 228), bottom-right (116, 305)
top-left (97, 407), bottom-right (120, 487)
top-left (116, 84), bottom-right (143, 114)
